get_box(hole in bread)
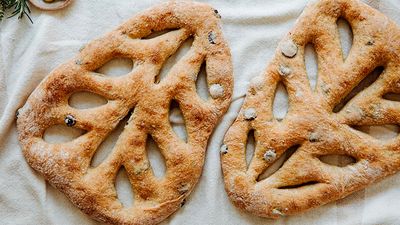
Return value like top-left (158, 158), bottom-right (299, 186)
top-left (169, 100), bottom-right (188, 142)
top-left (142, 29), bottom-right (178, 39)
top-left (115, 167), bottom-right (135, 207)
top-left (278, 181), bottom-right (319, 189)
top-left (257, 145), bottom-right (299, 181)
top-left (196, 63), bottom-right (211, 101)
top-left (245, 130), bottom-right (255, 168)
top-left (333, 66), bottom-right (384, 113)
top-left (146, 136), bottom-right (167, 178)
top-left (68, 91), bottom-right (108, 109)
top-left (155, 37), bottom-right (194, 83)
top-left (43, 125), bottom-right (86, 144)
top-left (305, 44), bottom-right (318, 91)
top-left (318, 154), bottom-right (356, 167)
top-left (273, 82), bottom-right (289, 120)
top-left (90, 114), bottom-right (130, 167)
top-left (96, 57), bottom-right (134, 77)
top-left (351, 124), bottom-right (399, 140)
top-left (337, 18), bottom-right (353, 60)
top-left (383, 92), bottom-right (400, 102)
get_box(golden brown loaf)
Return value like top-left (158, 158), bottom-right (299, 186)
top-left (16, 1), bottom-right (233, 224)
top-left (222, 0), bottom-right (400, 219)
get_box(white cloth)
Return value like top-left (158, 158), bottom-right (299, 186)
top-left (1, 0), bottom-right (400, 224)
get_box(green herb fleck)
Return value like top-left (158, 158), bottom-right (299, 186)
top-left (1, 0), bottom-right (32, 23)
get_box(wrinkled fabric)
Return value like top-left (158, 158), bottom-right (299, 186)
top-left (1, 0), bottom-right (400, 224)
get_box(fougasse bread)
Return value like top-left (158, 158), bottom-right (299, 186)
top-left (16, 1), bottom-right (233, 224)
top-left (221, 0), bottom-right (400, 219)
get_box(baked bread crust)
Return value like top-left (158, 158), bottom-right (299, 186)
top-left (221, 0), bottom-right (400, 218)
top-left (16, 1), bottom-right (232, 224)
